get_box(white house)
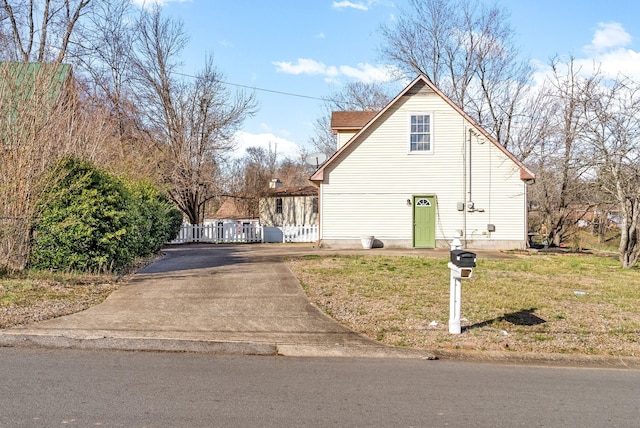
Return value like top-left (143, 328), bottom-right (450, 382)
top-left (259, 179), bottom-right (318, 227)
top-left (309, 75), bottom-right (535, 250)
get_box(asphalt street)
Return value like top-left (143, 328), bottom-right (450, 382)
top-left (2, 347), bottom-right (639, 427)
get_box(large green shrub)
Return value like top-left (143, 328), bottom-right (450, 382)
top-left (29, 158), bottom-right (182, 272)
top-left (125, 180), bottom-right (183, 257)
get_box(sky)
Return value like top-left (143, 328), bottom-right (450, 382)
top-left (131, 0), bottom-right (640, 161)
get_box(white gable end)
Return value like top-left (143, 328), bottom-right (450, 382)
top-left (314, 76), bottom-right (530, 250)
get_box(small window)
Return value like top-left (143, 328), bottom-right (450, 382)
top-left (409, 114), bottom-right (432, 152)
top-left (312, 197), bottom-right (318, 214)
top-left (416, 198), bottom-right (432, 207)
top-left (275, 198), bottom-right (283, 214)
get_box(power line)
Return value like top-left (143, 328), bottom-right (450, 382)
top-left (173, 71), bottom-right (329, 102)
top-left (222, 79), bottom-right (329, 101)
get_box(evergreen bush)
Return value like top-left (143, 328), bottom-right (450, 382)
top-left (29, 157), bottom-right (182, 272)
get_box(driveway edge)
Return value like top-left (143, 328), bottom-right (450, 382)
top-left (0, 333), bottom-right (278, 356)
top-left (0, 332), bottom-right (441, 359)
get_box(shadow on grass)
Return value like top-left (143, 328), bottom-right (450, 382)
top-left (464, 307), bottom-right (546, 332)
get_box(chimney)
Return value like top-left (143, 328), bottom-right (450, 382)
top-left (269, 178), bottom-right (283, 189)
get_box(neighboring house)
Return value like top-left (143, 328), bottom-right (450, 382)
top-left (572, 206), bottom-right (620, 229)
top-left (1, 62), bottom-right (76, 153)
top-left (310, 74), bottom-right (535, 250)
top-left (0, 62), bottom-right (75, 117)
top-left (259, 179), bottom-right (318, 227)
top-left (171, 197), bottom-right (259, 244)
top-left (212, 197), bottom-right (257, 223)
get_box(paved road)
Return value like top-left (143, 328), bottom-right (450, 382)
top-left (2, 347), bottom-right (638, 427)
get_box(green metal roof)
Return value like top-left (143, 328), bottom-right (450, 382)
top-left (0, 62), bottom-right (72, 104)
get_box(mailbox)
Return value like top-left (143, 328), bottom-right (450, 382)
top-left (450, 250), bottom-right (476, 268)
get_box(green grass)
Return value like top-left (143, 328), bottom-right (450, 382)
top-left (287, 252), bottom-right (640, 356)
top-left (0, 270), bottom-right (119, 328)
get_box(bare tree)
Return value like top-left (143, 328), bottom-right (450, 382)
top-left (309, 114), bottom-right (336, 158)
top-left (278, 155), bottom-right (315, 187)
top-left (507, 85), bottom-right (551, 164)
top-left (0, 63), bottom-right (108, 271)
top-left (379, 0), bottom-right (531, 149)
top-left (0, 0), bottom-right (92, 63)
top-left (328, 81), bottom-right (394, 111)
top-left (527, 58), bottom-right (596, 246)
top-left (130, 7), bottom-right (257, 224)
top-left (70, 0), bottom-right (165, 182)
top-left (75, 0), bottom-right (137, 140)
top-left (581, 76), bottom-right (640, 268)
top-left (310, 81), bottom-right (394, 157)
top-left (224, 144), bottom-right (313, 219)
top-left (378, 0), bottom-right (454, 85)
top-left (225, 146), bottom-right (278, 219)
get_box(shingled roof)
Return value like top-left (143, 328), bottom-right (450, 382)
top-left (266, 185), bottom-right (318, 197)
top-left (214, 198), bottom-right (254, 219)
top-left (330, 111), bottom-right (378, 133)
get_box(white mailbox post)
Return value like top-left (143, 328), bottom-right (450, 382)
top-left (448, 237), bottom-right (476, 334)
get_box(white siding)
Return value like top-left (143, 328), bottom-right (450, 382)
top-left (259, 195), bottom-right (318, 227)
top-left (320, 85), bottom-right (527, 249)
top-left (337, 131), bottom-right (357, 149)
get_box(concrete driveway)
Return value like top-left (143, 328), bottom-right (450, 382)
top-left (1, 244), bottom-right (437, 358)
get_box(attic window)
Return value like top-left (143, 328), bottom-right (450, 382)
top-left (409, 113), bottom-right (432, 153)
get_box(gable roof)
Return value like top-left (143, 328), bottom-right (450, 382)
top-left (266, 185), bottom-right (318, 197)
top-left (214, 197), bottom-right (254, 219)
top-left (311, 74), bottom-right (535, 183)
top-left (331, 111), bottom-right (378, 133)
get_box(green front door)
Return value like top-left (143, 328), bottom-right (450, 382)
top-left (413, 196), bottom-right (436, 248)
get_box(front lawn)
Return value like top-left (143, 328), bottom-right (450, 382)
top-left (287, 251), bottom-right (640, 357)
top-left (0, 271), bottom-right (118, 328)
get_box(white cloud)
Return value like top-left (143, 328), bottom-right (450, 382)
top-left (528, 59), bottom-right (552, 88)
top-left (584, 22), bottom-right (632, 53)
top-left (332, 1), bottom-right (369, 11)
top-left (338, 63), bottom-right (398, 83)
top-left (131, 0), bottom-right (190, 9)
top-left (579, 22), bottom-right (639, 80)
top-left (272, 58), bottom-right (334, 76)
top-left (577, 49), bottom-right (640, 80)
top-left (273, 58), bottom-right (399, 83)
top-left (232, 131), bottom-right (301, 160)
top-left (531, 22), bottom-right (640, 84)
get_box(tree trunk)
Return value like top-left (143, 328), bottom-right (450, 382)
top-left (619, 199), bottom-right (640, 269)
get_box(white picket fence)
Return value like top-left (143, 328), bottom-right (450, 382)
top-left (170, 222), bottom-right (261, 244)
top-left (170, 223), bottom-right (318, 244)
top-left (262, 224), bottom-right (318, 243)
top-left (283, 224), bottom-right (318, 243)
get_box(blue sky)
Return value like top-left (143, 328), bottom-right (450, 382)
top-left (132, 0), bottom-right (640, 159)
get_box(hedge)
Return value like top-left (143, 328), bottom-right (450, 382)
top-left (29, 157), bottom-right (182, 272)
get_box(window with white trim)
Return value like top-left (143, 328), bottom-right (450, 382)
top-left (409, 113), bottom-right (432, 152)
